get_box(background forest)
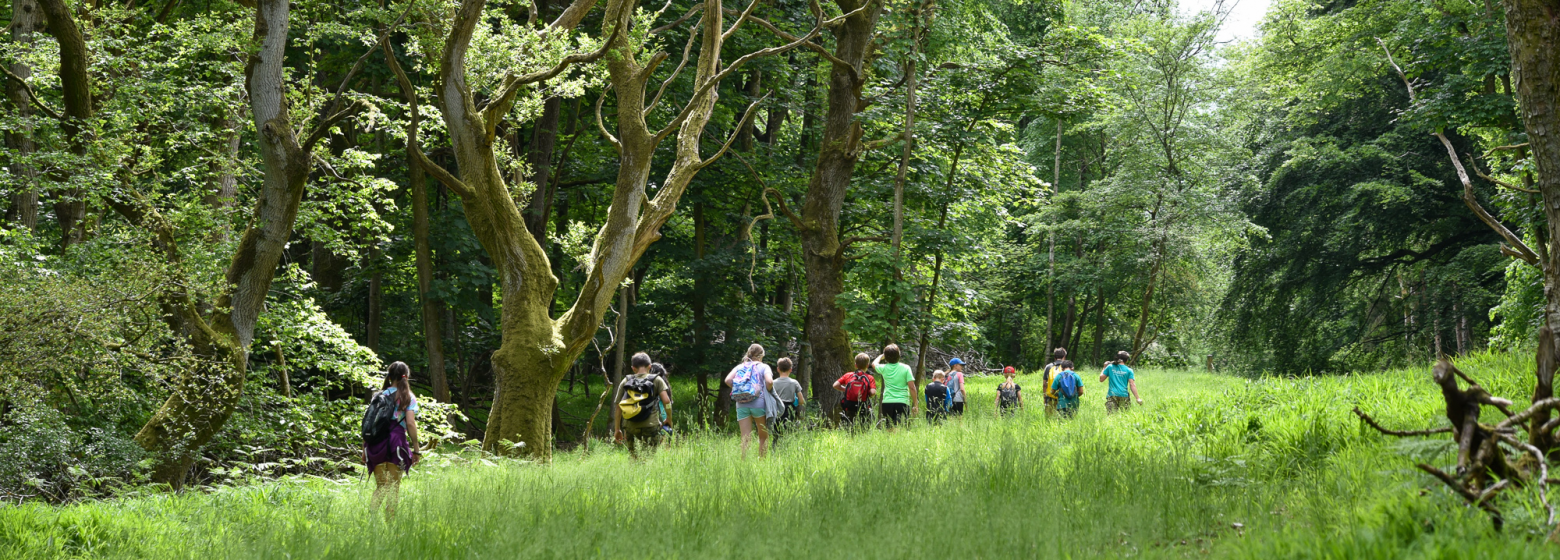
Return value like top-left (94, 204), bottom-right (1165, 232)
top-left (0, 0), bottom-right (1547, 500)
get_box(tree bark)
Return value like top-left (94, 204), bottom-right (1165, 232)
top-left (1131, 237), bottom-right (1165, 361)
top-left (791, 0), bottom-right (886, 421)
top-left (38, 0), bottom-right (91, 248)
top-left (366, 247), bottom-right (383, 352)
top-left (4, 0), bottom-right (41, 231)
top-left (411, 153), bottom-right (450, 402)
top-left (1500, 0), bottom-right (1560, 451)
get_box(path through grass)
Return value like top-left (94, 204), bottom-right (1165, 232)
top-left (5, 354), bottom-right (1557, 558)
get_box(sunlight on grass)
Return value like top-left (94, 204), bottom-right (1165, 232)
top-left (5, 355), bottom-right (1557, 559)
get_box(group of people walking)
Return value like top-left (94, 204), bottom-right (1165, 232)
top-left (358, 344), bottom-right (1148, 519)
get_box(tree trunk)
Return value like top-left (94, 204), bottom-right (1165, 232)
top-left (131, 0), bottom-right (325, 487)
top-left (913, 202), bottom-right (950, 379)
top-left (411, 154), bottom-right (450, 401)
top-left (38, 0), bottom-right (91, 248)
top-left (366, 247), bottom-right (383, 352)
top-left (1092, 284), bottom-right (1105, 364)
top-left (524, 96), bottom-right (562, 241)
top-left (204, 110), bottom-right (243, 241)
top-left (4, 0), bottom-right (41, 232)
top-left (612, 285), bottom-right (628, 384)
top-left (1131, 237), bottom-right (1165, 360)
top-left (1501, 0), bottom-right (1560, 454)
top-left (886, 51), bottom-right (917, 338)
top-left (792, 0), bottom-right (885, 421)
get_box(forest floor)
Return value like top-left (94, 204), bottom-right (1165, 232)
top-left (5, 353), bottom-right (1558, 559)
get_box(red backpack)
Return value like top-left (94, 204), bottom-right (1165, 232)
top-left (841, 371), bottom-right (874, 402)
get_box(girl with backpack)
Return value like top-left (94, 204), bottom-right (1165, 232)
top-left (994, 366), bottom-right (1023, 417)
top-left (724, 344), bottom-right (775, 459)
top-left (363, 361), bottom-right (421, 520)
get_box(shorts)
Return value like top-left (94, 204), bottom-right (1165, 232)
top-left (623, 424), bottom-right (663, 456)
top-left (881, 402), bottom-right (909, 425)
top-left (736, 406), bottom-right (766, 420)
top-left (1106, 396), bottom-right (1132, 414)
top-left (840, 400), bottom-right (869, 425)
top-left (949, 402), bottom-right (965, 415)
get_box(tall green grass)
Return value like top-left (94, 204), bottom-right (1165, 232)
top-left (4, 354), bottom-right (1556, 558)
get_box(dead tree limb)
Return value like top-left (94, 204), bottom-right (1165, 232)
top-left (1353, 407), bottom-right (1453, 436)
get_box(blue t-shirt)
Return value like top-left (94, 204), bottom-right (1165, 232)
top-left (382, 387), bottom-right (419, 427)
top-left (1102, 364), bottom-right (1135, 397)
top-left (1050, 371), bottom-right (1081, 410)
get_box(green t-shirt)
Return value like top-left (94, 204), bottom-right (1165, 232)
top-left (877, 362), bottom-right (914, 404)
top-left (1102, 364), bottom-right (1135, 398)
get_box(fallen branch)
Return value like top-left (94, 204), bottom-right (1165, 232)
top-left (1418, 462), bottom-right (1504, 530)
top-left (1353, 407), bottom-right (1453, 436)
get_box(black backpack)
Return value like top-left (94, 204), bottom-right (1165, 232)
top-left (618, 375), bottom-right (660, 423)
top-left (361, 390), bottom-right (399, 446)
top-left (998, 383), bottom-right (1020, 407)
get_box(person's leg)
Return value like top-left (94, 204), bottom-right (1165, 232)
top-left (626, 429), bottom-right (641, 459)
top-left (738, 415), bottom-right (754, 459)
top-left (372, 463), bottom-right (404, 521)
top-left (754, 416), bottom-right (770, 457)
top-left (370, 463), bottom-right (389, 514)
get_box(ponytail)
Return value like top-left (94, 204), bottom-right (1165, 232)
top-left (384, 361), bottom-right (412, 409)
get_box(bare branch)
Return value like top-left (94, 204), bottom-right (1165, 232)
top-left (1486, 143), bottom-right (1529, 154)
top-left (650, 3), bottom-right (703, 34)
top-left (303, 100), bottom-right (369, 152)
top-left (1496, 433), bottom-right (1554, 525)
top-left (734, 8), bottom-right (857, 70)
top-left (1, 65), bottom-right (64, 121)
top-left (594, 89), bottom-right (621, 150)
top-left (1352, 407), bottom-right (1454, 436)
top-left (383, 38), bottom-right (473, 197)
top-left (840, 235), bottom-right (888, 256)
top-left (549, 0), bottom-right (600, 31)
top-left (723, 0), bottom-right (762, 42)
top-left (762, 187), bottom-right (804, 230)
top-left (1379, 38), bottom-right (1540, 266)
top-left (697, 93), bottom-right (769, 169)
top-left (1496, 398), bottom-right (1560, 431)
top-left (646, 23), bottom-right (701, 117)
top-left (1468, 154), bottom-right (1539, 193)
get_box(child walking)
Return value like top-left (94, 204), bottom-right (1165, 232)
top-left (833, 353), bottom-right (878, 427)
top-left (995, 366), bottom-right (1023, 416)
top-left (1100, 351), bottom-right (1143, 414)
top-left (771, 357), bottom-right (805, 445)
top-left (924, 370), bottom-right (950, 422)
top-left (1049, 360), bottom-right (1084, 419)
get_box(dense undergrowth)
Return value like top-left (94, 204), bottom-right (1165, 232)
top-left (4, 352), bottom-right (1556, 558)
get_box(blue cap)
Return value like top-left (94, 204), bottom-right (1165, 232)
top-left (948, 358), bottom-right (964, 366)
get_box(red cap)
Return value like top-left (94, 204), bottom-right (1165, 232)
top-left (1003, 366), bottom-right (1016, 374)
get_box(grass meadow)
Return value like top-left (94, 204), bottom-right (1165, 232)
top-left (5, 353), bottom-right (1558, 558)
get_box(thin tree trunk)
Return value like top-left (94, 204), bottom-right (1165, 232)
top-left (1131, 238), bottom-right (1165, 361)
top-left (612, 285), bottom-right (628, 384)
top-left (887, 50), bottom-right (918, 338)
top-left (411, 153), bottom-right (449, 401)
top-left (913, 202), bottom-right (950, 380)
top-left (39, 0), bottom-right (91, 249)
top-left (524, 96), bottom-right (562, 240)
top-left (1092, 284), bottom-right (1105, 364)
top-left (4, 0), bottom-right (41, 231)
top-left (366, 247), bottom-right (383, 352)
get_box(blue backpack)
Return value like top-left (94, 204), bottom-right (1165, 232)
top-left (730, 362), bottom-right (762, 403)
top-left (1056, 370), bottom-right (1081, 399)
